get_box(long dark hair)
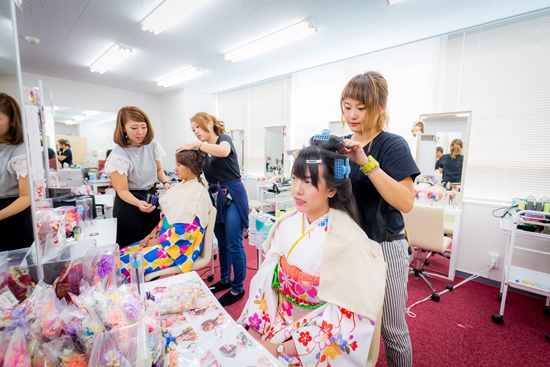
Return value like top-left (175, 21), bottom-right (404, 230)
top-left (293, 134), bottom-right (361, 225)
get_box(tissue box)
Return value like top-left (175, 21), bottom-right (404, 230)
top-left (57, 168), bottom-right (84, 188)
top-left (0, 246), bottom-right (38, 304)
top-left (42, 240), bottom-right (96, 301)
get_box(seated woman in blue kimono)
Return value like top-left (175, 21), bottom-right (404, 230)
top-left (119, 149), bottom-right (212, 282)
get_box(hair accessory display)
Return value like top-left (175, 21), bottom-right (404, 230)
top-left (334, 157), bottom-right (350, 179)
top-left (312, 128), bottom-right (332, 141)
top-left (101, 348), bottom-right (132, 367)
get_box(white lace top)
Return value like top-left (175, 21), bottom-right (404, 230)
top-left (104, 139), bottom-right (166, 190)
top-left (0, 143), bottom-right (28, 198)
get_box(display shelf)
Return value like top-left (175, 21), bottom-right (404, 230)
top-left (509, 265), bottom-right (550, 295)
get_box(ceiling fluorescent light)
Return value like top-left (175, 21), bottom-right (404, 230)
top-left (140, 0), bottom-right (204, 35)
top-left (157, 67), bottom-right (205, 87)
top-left (89, 43), bottom-right (132, 74)
top-left (224, 19), bottom-right (317, 63)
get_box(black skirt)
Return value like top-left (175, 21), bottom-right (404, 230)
top-left (0, 197), bottom-right (34, 252)
top-left (113, 190), bottom-right (160, 248)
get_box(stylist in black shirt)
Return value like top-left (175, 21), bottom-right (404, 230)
top-left (57, 138), bottom-right (73, 166)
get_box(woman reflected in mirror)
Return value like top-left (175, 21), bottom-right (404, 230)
top-left (56, 138), bottom-right (73, 167)
top-left (435, 139), bottom-right (464, 185)
top-left (411, 120), bottom-right (425, 137)
top-left (0, 93), bottom-right (33, 250)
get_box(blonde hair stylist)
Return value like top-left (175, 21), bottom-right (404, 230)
top-left (177, 112), bottom-right (249, 307)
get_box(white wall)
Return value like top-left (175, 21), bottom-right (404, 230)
top-left (54, 122), bottom-right (80, 136)
top-left (159, 88), bottom-right (214, 169)
top-left (217, 76), bottom-right (292, 177)
top-left (216, 12), bottom-right (550, 282)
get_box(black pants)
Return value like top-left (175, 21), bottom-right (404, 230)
top-left (0, 197), bottom-right (34, 252)
top-left (113, 190), bottom-right (160, 248)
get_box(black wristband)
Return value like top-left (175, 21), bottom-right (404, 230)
top-left (163, 181), bottom-right (170, 185)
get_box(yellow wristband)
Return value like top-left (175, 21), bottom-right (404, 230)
top-left (359, 155), bottom-right (380, 175)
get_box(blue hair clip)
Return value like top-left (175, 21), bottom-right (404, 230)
top-left (334, 157), bottom-right (350, 179)
top-left (312, 129), bottom-right (332, 141)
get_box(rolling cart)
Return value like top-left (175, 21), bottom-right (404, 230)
top-left (493, 210), bottom-right (550, 338)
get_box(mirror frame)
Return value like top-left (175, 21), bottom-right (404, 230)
top-left (264, 125), bottom-right (285, 177)
top-left (2, 0), bottom-right (44, 278)
top-left (416, 110), bottom-right (472, 209)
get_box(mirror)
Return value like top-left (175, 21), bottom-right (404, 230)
top-left (0, 0), bottom-right (34, 249)
top-left (52, 107), bottom-right (116, 167)
top-left (230, 129), bottom-right (244, 175)
top-left (265, 126), bottom-right (285, 177)
top-left (415, 111), bottom-right (471, 206)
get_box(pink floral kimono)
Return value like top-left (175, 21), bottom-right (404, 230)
top-left (239, 209), bottom-right (387, 366)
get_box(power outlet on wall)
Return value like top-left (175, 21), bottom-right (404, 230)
top-left (489, 252), bottom-right (500, 269)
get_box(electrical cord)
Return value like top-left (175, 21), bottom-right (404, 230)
top-left (405, 261), bottom-right (496, 318)
top-left (492, 204), bottom-right (517, 219)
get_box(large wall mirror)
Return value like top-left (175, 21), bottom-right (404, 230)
top-left (265, 126), bottom-right (285, 177)
top-left (230, 129), bottom-right (244, 175)
top-left (0, 0), bottom-right (35, 250)
top-left (416, 111), bottom-right (472, 207)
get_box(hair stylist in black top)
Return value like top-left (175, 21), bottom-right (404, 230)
top-left (177, 112), bottom-right (249, 307)
top-left (341, 71), bottom-right (420, 367)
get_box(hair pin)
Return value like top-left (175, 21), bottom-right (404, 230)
top-left (312, 129), bottom-right (332, 141)
top-left (334, 157), bottom-right (350, 179)
top-left (306, 159), bottom-right (322, 164)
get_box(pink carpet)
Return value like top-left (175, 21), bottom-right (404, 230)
top-left (192, 238), bottom-right (550, 366)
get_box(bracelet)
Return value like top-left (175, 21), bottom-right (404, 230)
top-left (197, 141), bottom-right (203, 150)
top-left (365, 166), bottom-right (380, 176)
top-left (359, 155), bottom-right (380, 175)
top-left (162, 181), bottom-right (170, 185)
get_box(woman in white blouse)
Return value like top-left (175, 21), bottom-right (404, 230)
top-left (0, 93), bottom-right (32, 251)
top-left (104, 106), bottom-right (171, 248)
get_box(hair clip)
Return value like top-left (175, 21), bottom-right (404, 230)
top-left (306, 159), bottom-right (322, 164)
top-left (334, 157), bottom-right (350, 179)
top-left (312, 129), bottom-right (332, 141)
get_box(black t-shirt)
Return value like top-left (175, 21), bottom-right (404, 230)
top-left (203, 134), bottom-right (241, 184)
top-left (436, 154), bottom-right (463, 183)
top-left (347, 132), bottom-right (420, 243)
top-left (59, 148), bottom-right (73, 166)
top-left (48, 148), bottom-right (55, 159)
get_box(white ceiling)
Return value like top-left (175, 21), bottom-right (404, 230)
top-left (15, 0), bottom-right (550, 96)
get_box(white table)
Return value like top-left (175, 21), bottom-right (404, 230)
top-left (143, 272), bottom-right (284, 366)
top-left (88, 179), bottom-right (111, 195)
top-left (80, 217), bottom-right (117, 245)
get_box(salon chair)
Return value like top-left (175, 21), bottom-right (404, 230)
top-left (144, 207), bottom-right (217, 282)
top-left (403, 204), bottom-right (452, 302)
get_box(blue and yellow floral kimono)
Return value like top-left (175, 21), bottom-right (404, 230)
top-left (120, 178), bottom-right (212, 282)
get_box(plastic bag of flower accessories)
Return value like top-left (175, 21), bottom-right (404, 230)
top-left (88, 321), bottom-right (150, 367)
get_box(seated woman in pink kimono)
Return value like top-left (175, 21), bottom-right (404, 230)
top-left (239, 133), bottom-right (387, 366)
top-left (120, 149), bottom-right (213, 282)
